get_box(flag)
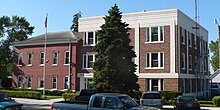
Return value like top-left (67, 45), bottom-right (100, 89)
top-left (44, 14), bottom-right (48, 28)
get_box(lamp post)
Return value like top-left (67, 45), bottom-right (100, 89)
top-left (214, 19), bottom-right (220, 68)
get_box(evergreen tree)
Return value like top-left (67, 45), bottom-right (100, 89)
top-left (93, 4), bottom-right (139, 93)
top-left (209, 39), bottom-right (219, 71)
top-left (70, 12), bottom-right (81, 32)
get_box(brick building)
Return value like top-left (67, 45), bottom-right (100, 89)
top-left (13, 31), bottom-right (78, 91)
top-left (77, 9), bottom-right (209, 96)
top-left (12, 9), bottom-right (209, 96)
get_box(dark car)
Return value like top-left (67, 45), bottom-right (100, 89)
top-left (174, 95), bottom-right (200, 110)
top-left (0, 93), bottom-right (23, 110)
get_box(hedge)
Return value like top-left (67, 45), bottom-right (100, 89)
top-left (62, 92), bottom-right (78, 101)
top-left (0, 90), bottom-right (41, 99)
top-left (160, 91), bottom-right (182, 105)
top-left (212, 96), bottom-right (220, 107)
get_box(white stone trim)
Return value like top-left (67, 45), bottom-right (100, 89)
top-left (170, 20), bottom-right (176, 74)
top-left (135, 23), bottom-right (140, 74)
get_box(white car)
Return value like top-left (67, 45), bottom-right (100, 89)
top-left (140, 91), bottom-right (163, 109)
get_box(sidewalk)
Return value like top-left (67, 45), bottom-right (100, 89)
top-left (13, 97), bottom-right (63, 105)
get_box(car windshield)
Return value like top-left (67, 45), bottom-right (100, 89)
top-left (0, 94), bottom-right (10, 102)
top-left (142, 93), bottom-right (161, 99)
top-left (179, 96), bottom-right (196, 102)
top-left (119, 96), bottom-right (138, 108)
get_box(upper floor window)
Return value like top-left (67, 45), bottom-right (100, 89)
top-left (188, 32), bottom-right (192, 47)
top-left (40, 52), bottom-right (44, 65)
top-left (194, 34), bottom-right (197, 49)
top-left (194, 56), bottom-right (197, 72)
top-left (18, 53), bottom-right (22, 66)
top-left (64, 51), bottom-right (70, 65)
top-left (52, 51), bottom-right (58, 65)
top-left (180, 27), bottom-right (185, 45)
top-left (27, 53), bottom-right (32, 65)
top-left (83, 31), bottom-right (97, 46)
top-left (146, 26), bottom-right (164, 43)
top-left (181, 53), bottom-right (185, 70)
top-left (146, 52), bottom-right (164, 69)
top-left (189, 55), bottom-right (192, 70)
top-left (83, 54), bottom-right (95, 69)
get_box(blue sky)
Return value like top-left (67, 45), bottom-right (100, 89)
top-left (1, 0), bottom-right (219, 43)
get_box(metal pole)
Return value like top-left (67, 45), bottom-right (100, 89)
top-left (218, 26), bottom-right (220, 68)
top-left (43, 14), bottom-right (48, 98)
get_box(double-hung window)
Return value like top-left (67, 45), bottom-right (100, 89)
top-left (181, 53), bottom-right (185, 70)
top-left (38, 76), bottom-right (44, 88)
top-left (83, 31), bottom-right (97, 46)
top-left (180, 27), bottom-right (185, 44)
top-left (52, 51), bottom-right (58, 65)
top-left (146, 26), bottom-right (164, 42)
top-left (194, 34), bottom-right (197, 49)
top-left (18, 53), bottom-right (22, 66)
top-left (52, 76), bottom-right (57, 89)
top-left (27, 75), bottom-right (32, 88)
top-left (188, 32), bottom-right (192, 47)
top-left (17, 75), bottom-right (23, 87)
top-left (64, 76), bottom-right (69, 89)
top-left (83, 54), bottom-right (95, 69)
top-left (27, 53), bottom-right (32, 66)
top-left (189, 55), bottom-right (192, 70)
top-left (64, 51), bottom-right (69, 65)
top-left (146, 52), bottom-right (164, 69)
top-left (40, 52), bottom-right (44, 65)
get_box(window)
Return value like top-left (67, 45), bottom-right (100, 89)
top-left (189, 55), bottom-right (192, 70)
top-left (40, 52), bottom-right (44, 65)
top-left (180, 27), bottom-right (185, 44)
top-left (83, 32), bottom-right (97, 46)
top-left (27, 53), bottom-right (32, 65)
top-left (195, 56), bottom-right (197, 72)
top-left (93, 96), bottom-right (103, 108)
top-left (27, 76), bottom-right (32, 88)
top-left (146, 52), bottom-right (164, 69)
top-left (64, 51), bottom-right (69, 65)
top-left (52, 51), bottom-right (58, 65)
top-left (204, 60), bottom-right (206, 72)
top-left (181, 53), bottom-right (185, 70)
top-left (194, 34), bottom-right (197, 49)
top-left (83, 54), bottom-right (95, 69)
top-left (64, 76), bottom-right (69, 89)
top-left (18, 53), bottom-right (22, 66)
top-left (146, 26), bottom-right (164, 42)
top-left (52, 76), bottom-right (57, 89)
top-left (17, 75), bottom-right (23, 87)
top-left (38, 76), bottom-right (44, 88)
top-left (147, 79), bottom-right (163, 91)
top-left (104, 97), bottom-right (118, 109)
top-left (188, 32), bottom-right (192, 47)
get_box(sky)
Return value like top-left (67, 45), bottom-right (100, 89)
top-left (1, 0), bottom-right (219, 72)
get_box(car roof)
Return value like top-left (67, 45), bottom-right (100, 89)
top-left (94, 93), bottom-right (128, 97)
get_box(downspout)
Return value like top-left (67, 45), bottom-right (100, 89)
top-left (68, 39), bottom-right (72, 90)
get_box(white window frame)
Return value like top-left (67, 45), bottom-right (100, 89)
top-left (52, 51), bottom-right (58, 66)
top-left (17, 75), bottom-right (23, 88)
top-left (148, 79), bottom-right (163, 91)
top-left (145, 52), bottom-right (164, 69)
top-left (18, 53), bottom-right (22, 66)
top-left (146, 26), bottom-right (164, 43)
top-left (64, 76), bottom-right (69, 90)
top-left (52, 76), bottom-right (57, 89)
top-left (188, 32), bottom-right (192, 47)
top-left (40, 52), bottom-right (44, 66)
top-left (189, 55), bottom-right (192, 70)
top-left (27, 75), bottom-right (32, 88)
top-left (27, 52), bottom-right (33, 66)
top-left (38, 76), bottom-right (44, 89)
top-left (181, 53), bottom-right (185, 70)
top-left (64, 51), bottom-right (70, 65)
top-left (82, 54), bottom-right (95, 69)
top-left (181, 28), bottom-right (185, 45)
top-left (83, 31), bottom-right (97, 46)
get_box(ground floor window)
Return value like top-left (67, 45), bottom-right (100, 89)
top-left (146, 79), bottom-right (163, 91)
top-left (38, 77), bottom-right (44, 88)
top-left (17, 75), bottom-right (23, 87)
top-left (85, 78), bottom-right (93, 89)
top-left (27, 75), bottom-right (32, 88)
top-left (64, 76), bottom-right (69, 89)
top-left (52, 76), bottom-right (57, 89)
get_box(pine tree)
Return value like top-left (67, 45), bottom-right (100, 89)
top-left (70, 12), bottom-right (81, 32)
top-left (93, 4), bottom-right (139, 93)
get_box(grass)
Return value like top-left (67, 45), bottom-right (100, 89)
top-left (42, 95), bottom-right (63, 100)
top-left (198, 97), bottom-right (214, 107)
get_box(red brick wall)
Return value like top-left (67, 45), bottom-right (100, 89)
top-left (164, 78), bottom-right (178, 91)
top-left (13, 43), bottom-right (77, 90)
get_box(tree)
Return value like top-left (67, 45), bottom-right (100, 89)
top-left (70, 12), bottom-right (81, 32)
top-left (93, 4), bottom-right (139, 93)
top-left (209, 39), bottom-right (219, 71)
top-left (0, 16), bottom-right (34, 77)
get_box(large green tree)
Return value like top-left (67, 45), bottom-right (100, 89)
top-left (70, 12), bottom-right (81, 32)
top-left (0, 16), bottom-right (34, 77)
top-left (93, 4), bottom-right (139, 93)
top-left (209, 39), bottom-right (219, 71)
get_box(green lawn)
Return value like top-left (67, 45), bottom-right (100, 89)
top-left (198, 97), bottom-right (214, 107)
top-left (44, 95), bottom-right (63, 100)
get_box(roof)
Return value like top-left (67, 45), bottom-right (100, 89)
top-left (13, 31), bottom-right (78, 46)
top-left (211, 69), bottom-right (220, 83)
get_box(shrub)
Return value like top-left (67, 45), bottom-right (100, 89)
top-left (0, 90), bottom-right (41, 99)
top-left (62, 92), bottom-right (78, 101)
top-left (212, 96), bottom-right (220, 107)
top-left (160, 91), bottom-right (181, 105)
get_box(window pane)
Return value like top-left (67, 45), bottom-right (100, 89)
top-left (93, 96), bottom-right (103, 107)
top-left (104, 97), bottom-right (118, 109)
top-left (18, 53), bottom-right (22, 65)
top-left (146, 28), bottom-right (150, 42)
top-left (64, 76), bottom-right (68, 89)
top-left (160, 27), bottom-right (163, 41)
top-left (65, 52), bottom-right (69, 64)
top-left (88, 32), bottom-right (94, 45)
top-left (146, 53), bottom-right (150, 67)
top-left (151, 53), bottom-right (158, 67)
top-left (40, 52), bottom-right (44, 64)
top-left (88, 55), bottom-right (93, 68)
top-left (160, 53), bottom-right (163, 67)
top-left (27, 76), bottom-right (31, 87)
top-left (83, 55), bottom-right (87, 68)
top-left (28, 53), bottom-right (32, 65)
top-left (151, 27), bottom-right (158, 41)
top-left (53, 52), bottom-right (57, 64)
top-left (52, 77), bottom-right (57, 89)
top-left (152, 79), bottom-right (158, 91)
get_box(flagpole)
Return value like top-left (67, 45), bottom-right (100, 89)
top-left (43, 13), bottom-right (48, 98)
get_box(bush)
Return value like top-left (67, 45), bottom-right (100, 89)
top-left (160, 91), bottom-right (182, 105)
top-left (212, 96), bottom-right (220, 107)
top-left (0, 90), bottom-right (41, 99)
top-left (62, 92), bottom-right (78, 101)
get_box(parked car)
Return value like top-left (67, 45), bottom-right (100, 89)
top-left (173, 95), bottom-right (200, 110)
top-left (0, 93), bottom-right (23, 110)
top-left (211, 83), bottom-right (219, 96)
top-left (52, 93), bottom-right (148, 110)
top-left (140, 91), bottom-right (163, 109)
